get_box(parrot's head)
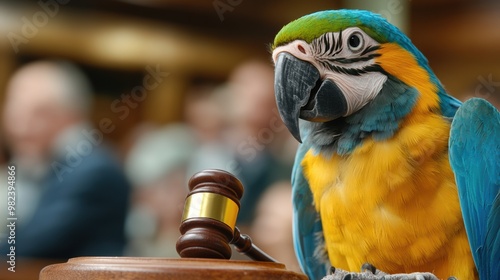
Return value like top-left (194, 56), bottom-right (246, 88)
top-left (272, 10), bottom-right (450, 148)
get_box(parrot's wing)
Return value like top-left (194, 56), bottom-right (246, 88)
top-left (292, 139), bottom-right (330, 279)
top-left (449, 98), bottom-right (500, 280)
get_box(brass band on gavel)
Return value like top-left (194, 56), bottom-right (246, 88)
top-left (182, 192), bottom-right (239, 231)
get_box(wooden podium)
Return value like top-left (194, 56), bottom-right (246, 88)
top-left (39, 170), bottom-right (307, 280)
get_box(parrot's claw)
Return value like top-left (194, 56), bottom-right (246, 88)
top-left (361, 263), bottom-right (377, 274)
top-left (323, 265), bottom-right (442, 280)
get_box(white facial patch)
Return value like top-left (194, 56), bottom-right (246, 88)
top-left (326, 71), bottom-right (387, 115)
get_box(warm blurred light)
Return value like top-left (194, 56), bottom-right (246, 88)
top-left (93, 28), bottom-right (144, 61)
top-left (90, 26), bottom-right (180, 65)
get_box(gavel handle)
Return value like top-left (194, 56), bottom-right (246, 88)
top-left (231, 227), bottom-right (278, 263)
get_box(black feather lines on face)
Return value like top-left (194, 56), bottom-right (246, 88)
top-left (311, 30), bottom-right (343, 58)
top-left (311, 32), bottom-right (383, 76)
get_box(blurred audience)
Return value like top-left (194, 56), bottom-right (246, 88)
top-left (124, 124), bottom-right (196, 257)
top-left (1, 60), bottom-right (130, 259)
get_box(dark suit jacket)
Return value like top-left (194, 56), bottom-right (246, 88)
top-left (3, 145), bottom-right (130, 259)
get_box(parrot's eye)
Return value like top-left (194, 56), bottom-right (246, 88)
top-left (348, 32), bottom-right (364, 53)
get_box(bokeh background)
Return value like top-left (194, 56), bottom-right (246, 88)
top-left (0, 0), bottom-right (499, 279)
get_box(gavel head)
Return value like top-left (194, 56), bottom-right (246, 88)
top-left (176, 169), bottom-right (244, 259)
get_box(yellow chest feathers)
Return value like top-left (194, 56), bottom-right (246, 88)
top-left (301, 113), bottom-right (476, 278)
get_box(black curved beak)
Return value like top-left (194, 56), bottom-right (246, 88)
top-left (274, 52), bottom-right (348, 143)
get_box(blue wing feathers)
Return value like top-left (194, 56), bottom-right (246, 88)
top-left (292, 137), bottom-right (329, 279)
top-left (485, 193), bottom-right (500, 279)
top-left (449, 98), bottom-right (500, 280)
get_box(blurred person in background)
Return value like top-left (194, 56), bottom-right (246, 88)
top-left (251, 181), bottom-right (300, 272)
top-left (1, 60), bottom-right (130, 259)
top-left (184, 84), bottom-right (236, 177)
top-left (124, 124), bottom-right (196, 257)
top-left (226, 60), bottom-right (297, 225)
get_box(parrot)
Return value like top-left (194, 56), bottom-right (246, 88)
top-left (270, 9), bottom-right (499, 280)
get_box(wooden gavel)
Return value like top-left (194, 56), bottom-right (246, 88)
top-left (176, 169), bottom-right (277, 263)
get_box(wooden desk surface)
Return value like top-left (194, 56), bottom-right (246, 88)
top-left (0, 258), bottom-right (64, 280)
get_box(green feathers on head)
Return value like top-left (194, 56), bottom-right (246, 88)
top-left (272, 10), bottom-right (394, 49)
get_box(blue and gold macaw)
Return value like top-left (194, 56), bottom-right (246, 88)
top-left (271, 10), bottom-right (499, 280)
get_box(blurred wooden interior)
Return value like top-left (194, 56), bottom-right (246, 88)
top-left (0, 0), bottom-right (499, 145)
